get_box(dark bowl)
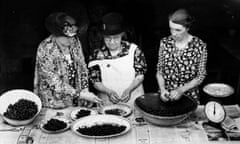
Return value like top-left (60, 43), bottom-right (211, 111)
top-left (134, 93), bottom-right (198, 126)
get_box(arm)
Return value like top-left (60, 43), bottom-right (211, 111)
top-left (74, 39), bottom-right (89, 92)
top-left (156, 41), bottom-right (170, 101)
top-left (121, 46), bottom-right (147, 102)
top-left (171, 43), bottom-right (208, 100)
top-left (93, 81), bottom-right (120, 104)
top-left (124, 75), bottom-right (144, 93)
top-left (156, 72), bottom-right (166, 92)
top-left (178, 43), bottom-right (207, 93)
top-left (36, 41), bottom-right (76, 96)
top-left (89, 63), bottom-right (120, 103)
top-left (74, 39), bottom-right (102, 104)
top-left (127, 46), bottom-right (147, 92)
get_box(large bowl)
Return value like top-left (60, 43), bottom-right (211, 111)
top-left (134, 93), bottom-right (197, 126)
top-left (0, 89), bottom-right (42, 126)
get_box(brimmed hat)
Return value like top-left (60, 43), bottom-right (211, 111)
top-left (45, 12), bottom-right (78, 37)
top-left (102, 12), bottom-right (125, 36)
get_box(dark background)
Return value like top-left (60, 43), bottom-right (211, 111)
top-left (0, 0), bottom-right (240, 105)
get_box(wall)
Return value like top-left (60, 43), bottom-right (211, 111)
top-left (1, 0), bottom-right (240, 104)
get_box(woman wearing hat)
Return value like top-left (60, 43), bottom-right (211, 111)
top-left (156, 8), bottom-right (207, 104)
top-left (34, 12), bottom-right (102, 109)
top-left (88, 12), bottom-right (147, 107)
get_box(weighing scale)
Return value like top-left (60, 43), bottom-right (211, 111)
top-left (203, 83), bottom-right (236, 135)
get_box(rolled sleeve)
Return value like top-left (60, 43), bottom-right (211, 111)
top-left (156, 41), bottom-right (165, 73)
top-left (89, 65), bottom-right (102, 83)
top-left (134, 47), bottom-right (147, 76)
top-left (196, 43), bottom-right (207, 84)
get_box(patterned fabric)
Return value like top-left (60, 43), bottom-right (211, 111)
top-left (157, 36), bottom-right (207, 102)
top-left (89, 41), bottom-right (147, 83)
top-left (34, 35), bottom-right (88, 108)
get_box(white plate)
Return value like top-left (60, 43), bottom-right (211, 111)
top-left (203, 83), bottom-right (234, 97)
top-left (71, 115), bottom-right (131, 138)
top-left (40, 117), bottom-right (71, 134)
top-left (100, 104), bottom-right (132, 117)
top-left (70, 107), bottom-right (98, 120)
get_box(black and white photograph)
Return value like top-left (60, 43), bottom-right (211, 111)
top-left (0, 0), bottom-right (240, 143)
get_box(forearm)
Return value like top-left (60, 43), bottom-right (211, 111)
top-left (93, 82), bottom-right (113, 95)
top-left (179, 43), bottom-right (207, 93)
top-left (156, 72), bottom-right (165, 91)
top-left (125, 75), bottom-right (144, 92)
top-left (178, 78), bottom-right (201, 93)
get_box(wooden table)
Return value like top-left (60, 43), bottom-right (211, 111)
top-left (1, 105), bottom-right (240, 144)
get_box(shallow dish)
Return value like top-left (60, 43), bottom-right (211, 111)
top-left (40, 117), bottom-right (71, 134)
top-left (0, 89), bottom-right (42, 126)
top-left (71, 115), bottom-right (131, 138)
top-left (203, 83), bottom-right (234, 97)
top-left (100, 104), bottom-right (132, 117)
top-left (70, 107), bottom-right (98, 120)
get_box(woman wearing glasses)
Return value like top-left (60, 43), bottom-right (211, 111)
top-left (34, 12), bottom-right (102, 109)
top-left (88, 13), bottom-right (147, 107)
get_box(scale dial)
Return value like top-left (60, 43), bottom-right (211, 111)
top-left (205, 101), bottom-right (226, 123)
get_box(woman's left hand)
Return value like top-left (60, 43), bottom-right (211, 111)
top-left (121, 89), bottom-right (132, 103)
top-left (169, 88), bottom-right (184, 101)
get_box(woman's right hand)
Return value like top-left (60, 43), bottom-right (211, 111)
top-left (159, 89), bottom-right (170, 102)
top-left (80, 91), bottom-right (102, 104)
top-left (107, 90), bottom-right (120, 104)
top-left (50, 100), bottom-right (67, 109)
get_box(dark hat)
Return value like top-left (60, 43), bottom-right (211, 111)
top-left (45, 12), bottom-right (78, 37)
top-left (102, 12), bottom-right (125, 36)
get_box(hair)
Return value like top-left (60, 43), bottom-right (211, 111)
top-left (168, 9), bottom-right (194, 28)
top-left (45, 12), bottom-right (77, 37)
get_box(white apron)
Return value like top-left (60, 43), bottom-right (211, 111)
top-left (88, 44), bottom-right (144, 108)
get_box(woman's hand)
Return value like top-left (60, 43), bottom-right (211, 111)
top-left (50, 100), bottom-right (67, 109)
top-left (121, 89), bottom-right (132, 103)
top-left (160, 89), bottom-right (170, 102)
top-left (107, 90), bottom-right (120, 104)
top-left (80, 91), bottom-right (102, 104)
top-left (169, 88), bottom-right (184, 101)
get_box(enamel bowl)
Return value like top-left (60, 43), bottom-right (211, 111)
top-left (134, 93), bottom-right (197, 126)
top-left (0, 89), bottom-right (42, 126)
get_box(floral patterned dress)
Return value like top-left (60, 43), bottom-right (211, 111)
top-left (34, 35), bottom-right (88, 108)
top-left (157, 36), bottom-right (207, 103)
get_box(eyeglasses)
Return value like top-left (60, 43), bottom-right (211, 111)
top-left (104, 36), bottom-right (121, 43)
top-left (63, 22), bottom-right (78, 37)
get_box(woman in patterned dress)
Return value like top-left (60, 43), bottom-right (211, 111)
top-left (156, 9), bottom-right (207, 103)
top-left (34, 12), bottom-right (102, 109)
top-left (88, 13), bottom-right (147, 107)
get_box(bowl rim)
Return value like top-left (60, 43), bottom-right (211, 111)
top-left (70, 107), bottom-right (98, 121)
top-left (39, 117), bottom-right (71, 134)
top-left (99, 103), bottom-right (133, 117)
top-left (0, 89), bottom-right (42, 125)
top-left (203, 83), bottom-right (234, 97)
top-left (134, 93), bottom-right (198, 119)
top-left (71, 114), bottom-right (132, 138)
top-left (134, 102), bottom-right (192, 119)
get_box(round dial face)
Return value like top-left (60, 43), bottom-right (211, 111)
top-left (205, 101), bottom-right (226, 123)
